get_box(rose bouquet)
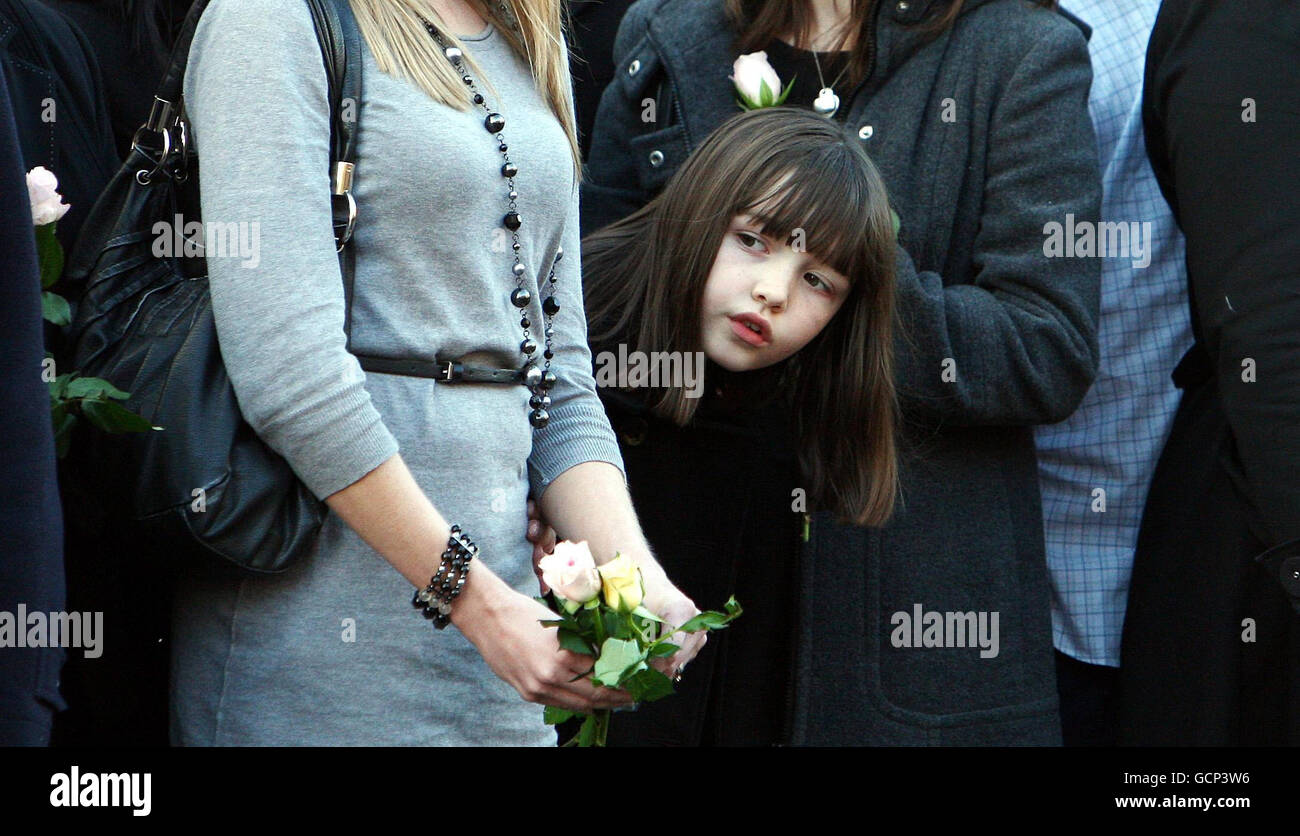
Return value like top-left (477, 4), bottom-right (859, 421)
top-left (536, 541), bottom-right (741, 747)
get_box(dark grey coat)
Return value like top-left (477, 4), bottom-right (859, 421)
top-left (582, 0), bottom-right (1101, 744)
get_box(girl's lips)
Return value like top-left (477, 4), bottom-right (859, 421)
top-left (729, 315), bottom-right (771, 347)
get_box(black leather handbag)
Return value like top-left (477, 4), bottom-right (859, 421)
top-left (62, 0), bottom-right (364, 574)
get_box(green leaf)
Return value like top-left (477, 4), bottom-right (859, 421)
top-left (81, 399), bottom-right (159, 433)
top-left (673, 602), bottom-right (743, 635)
top-left (593, 637), bottom-right (644, 687)
top-left (41, 291), bottom-right (70, 326)
top-left (577, 714), bottom-right (598, 747)
top-left (47, 372), bottom-right (75, 401)
top-left (758, 77), bottom-right (774, 108)
top-left (630, 605), bottom-right (664, 624)
top-left (624, 667), bottom-right (676, 703)
top-left (66, 376), bottom-right (130, 401)
top-left (774, 75), bottom-right (797, 106)
top-left (52, 411), bottom-right (76, 459)
top-left (557, 628), bottom-right (595, 657)
top-left (603, 610), bottom-right (628, 641)
top-left (648, 642), bottom-right (679, 659)
top-left (35, 223), bottom-right (64, 289)
top-left (543, 705), bottom-right (578, 726)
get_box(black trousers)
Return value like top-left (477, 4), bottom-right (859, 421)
top-left (1055, 651), bottom-right (1119, 747)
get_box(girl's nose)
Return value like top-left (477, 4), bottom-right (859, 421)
top-left (752, 270), bottom-right (789, 311)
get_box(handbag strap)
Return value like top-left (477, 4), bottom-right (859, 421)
top-left (143, 0), bottom-right (364, 345)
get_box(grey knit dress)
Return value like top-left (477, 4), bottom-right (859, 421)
top-left (169, 0), bottom-right (623, 746)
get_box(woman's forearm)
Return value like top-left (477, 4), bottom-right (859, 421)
top-left (323, 453), bottom-right (508, 629)
top-left (535, 461), bottom-right (669, 590)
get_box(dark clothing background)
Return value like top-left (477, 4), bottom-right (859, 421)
top-left (1120, 0), bottom-right (1300, 745)
top-left (7, 0), bottom-right (188, 747)
top-left (45, 0), bottom-right (194, 160)
top-left (584, 0), bottom-right (1100, 745)
top-left (593, 358), bottom-right (802, 746)
top-left (0, 61), bottom-right (67, 747)
top-left (566, 0), bottom-right (634, 159)
top-left (1, 0), bottom-right (118, 250)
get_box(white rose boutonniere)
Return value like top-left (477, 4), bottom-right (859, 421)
top-left (730, 51), bottom-right (795, 110)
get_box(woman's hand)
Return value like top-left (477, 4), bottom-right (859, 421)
top-left (640, 572), bottom-right (707, 680)
top-left (525, 498), bottom-right (705, 681)
top-left (454, 570), bottom-right (634, 713)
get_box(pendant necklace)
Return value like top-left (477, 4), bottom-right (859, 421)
top-left (423, 5), bottom-right (561, 429)
top-left (810, 36), bottom-right (850, 118)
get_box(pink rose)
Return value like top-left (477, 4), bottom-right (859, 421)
top-left (539, 540), bottom-right (602, 608)
top-left (26, 166), bottom-right (70, 227)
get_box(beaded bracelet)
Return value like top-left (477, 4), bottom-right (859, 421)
top-left (412, 525), bottom-right (478, 630)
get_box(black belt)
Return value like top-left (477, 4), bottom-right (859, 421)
top-left (357, 355), bottom-right (523, 384)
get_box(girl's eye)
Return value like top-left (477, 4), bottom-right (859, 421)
top-left (737, 231), bottom-right (766, 251)
top-left (804, 273), bottom-right (833, 293)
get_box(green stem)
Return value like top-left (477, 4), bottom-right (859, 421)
top-left (595, 709), bottom-right (610, 747)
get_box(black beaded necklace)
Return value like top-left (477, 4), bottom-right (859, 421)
top-left (423, 4), bottom-right (560, 429)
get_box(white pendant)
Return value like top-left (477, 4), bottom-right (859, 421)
top-left (813, 87), bottom-right (840, 117)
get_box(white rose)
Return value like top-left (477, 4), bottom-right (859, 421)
top-left (538, 540), bottom-right (602, 607)
top-left (27, 166), bottom-right (71, 227)
top-left (731, 51), bottom-right (784, 109)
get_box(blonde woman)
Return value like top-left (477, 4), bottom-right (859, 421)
top-left (171, 0), bottom-right (702, 745)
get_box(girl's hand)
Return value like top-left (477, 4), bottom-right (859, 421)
top-left (454, 571), bottom-right (633, 713)
top-left (526, 498), bottom-right (558, 593)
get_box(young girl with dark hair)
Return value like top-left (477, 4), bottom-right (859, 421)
top-left (544, 106), bottom-right (898, 745)
top-left (577, 0), bottom-right (1101, 745)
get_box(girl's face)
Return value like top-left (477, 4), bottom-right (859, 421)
top-left (699, 214), bottom-right (851, 372)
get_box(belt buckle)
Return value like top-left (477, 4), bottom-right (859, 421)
top-left (436, 360), bottom-right (458, 382)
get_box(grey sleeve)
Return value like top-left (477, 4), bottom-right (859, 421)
top-left (184, 0), bottom-right (399, 500)
top-left (528, 39), bottom-right (626, 500)
top-left (892, 27), bottom-right (1103, 427)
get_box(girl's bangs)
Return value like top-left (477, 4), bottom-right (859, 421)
top-left (739, 151), bottom-right (876, 280)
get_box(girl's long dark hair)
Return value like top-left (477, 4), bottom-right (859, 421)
top-left (583, 107), bottom-right (899, 527)
top-left (725, 0), bottom-right (1060, 90)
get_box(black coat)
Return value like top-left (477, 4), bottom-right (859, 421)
top-left (44, 0), bottom-right (195, 160)
top-left (566, 0), bottom-right (635, 159)
top-left (594, 364), bottom-right (804, 746)
top-left (583, 0), bottom-right (1101, 744)
top-left (0, 0), bottom-right (118, 251)
top-left (0, 61), bottom-right (67, 747)
top-left (1119, 0), bottom-right (1300, 745)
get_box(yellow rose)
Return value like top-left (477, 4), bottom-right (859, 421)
top-left (598, 554), bottom-right (643, 614)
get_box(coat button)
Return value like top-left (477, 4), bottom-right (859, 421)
top-left (648, 149), bottom-right (665, 167)
top-left (1281, 556), bottom-right (1300, 596)
top-left (628, 59), bottom-right (642, 76)
top-left (858, 124), bottom-right (874, 140)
